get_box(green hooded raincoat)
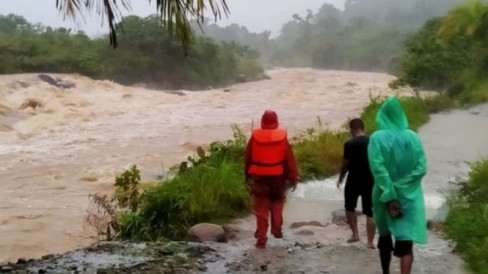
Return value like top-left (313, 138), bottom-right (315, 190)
top-left (368, 96), bottom-right (427, 244)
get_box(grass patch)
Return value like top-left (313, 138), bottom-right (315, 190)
top-left (444, 159), bottom-right (488, 274)
top-left (291, 121), bottom-right (348, 181)
top-left (360, 94), bottom-right (455, 133)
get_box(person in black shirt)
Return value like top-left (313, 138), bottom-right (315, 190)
top-left (338, 118), bottom-right (375, 248)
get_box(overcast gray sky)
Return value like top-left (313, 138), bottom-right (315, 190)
top-left (0, 0), bottom-right (345, 36)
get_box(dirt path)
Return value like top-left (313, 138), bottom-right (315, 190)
top-left (203, 199), bottom-right (464, 274)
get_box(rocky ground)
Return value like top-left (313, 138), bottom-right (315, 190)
top-left (0, 241), bottom-right (219, 274)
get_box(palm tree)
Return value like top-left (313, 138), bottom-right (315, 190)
top-left (56, 0), bottom-right (229, 53)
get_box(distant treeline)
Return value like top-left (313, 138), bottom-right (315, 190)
top-left (198, 0), bottom-right (469, 72)
top-left (0, 14), bottom-right (264, 90)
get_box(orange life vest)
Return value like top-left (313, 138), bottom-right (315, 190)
top-left (248, 128), bottom-right (287, 176)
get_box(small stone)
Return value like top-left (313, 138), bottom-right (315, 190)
top-left (97, 241), bottom-right (125, 250)
top-left (196, 264), bottom-right (208, 271)
top-left (16, 258), bottom-right (27, 264)
top-left (0, 266), bottom-right (13, 273)
top-left (41, 255), bottom-right (55, 260)
top-left (331, 209), bottom-right (348, 224)
top-left (157, 248), bottom-right (174, 256)
top-left (70, 265), bottom-right (78, 271)
top-left (294, 229), bottom-right (315, 236)
top-left (290, 221), bottom-right (324, 229)
top-left (260, 265), bottom-right (268, 271)
top-left (334, 220), bottom-right (348, 226)
top-left (207, 258), bottom-right (217, 263)
top-left (38, 269), bottom-right (47, 274)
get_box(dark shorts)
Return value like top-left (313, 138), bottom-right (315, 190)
top-left (344, 181), bottom-right (373, 217)
top-left (378, 234), bottom-right (413, 257)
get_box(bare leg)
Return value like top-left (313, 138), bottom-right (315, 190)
top-left (400, 253), bottom-right (413, 274)
top-left (346, 210), bottom-right (360, 242)
top-left (366, 216), bottom-right (376, 248)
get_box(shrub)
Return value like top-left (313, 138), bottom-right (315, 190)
top-left (445, 159), bottom-right (488, 273)
top-left (114, 165), bottom-right (141, 212)
top-left (291, 119), bottom-right (348, 180)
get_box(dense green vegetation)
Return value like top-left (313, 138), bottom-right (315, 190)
top-left (392, 1), bottom-right (488, 105)
top-left (445, 159), bottom-right (488, 274)
top-left (0, 14), bottom-right (263, 89)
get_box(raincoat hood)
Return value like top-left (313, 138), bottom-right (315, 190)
top-left (261, 110), bottom-right (279, 129)
top-left (376, 96), bottom-right (408, 131)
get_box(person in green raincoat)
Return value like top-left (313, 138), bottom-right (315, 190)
top-left (367, 96), bottom-right (427, 274)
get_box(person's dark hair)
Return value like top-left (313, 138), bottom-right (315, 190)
top-left (349, 118), bottom-right (365, 131)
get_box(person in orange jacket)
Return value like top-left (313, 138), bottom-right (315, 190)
top-left (245, 110), bottom-right (299, 249)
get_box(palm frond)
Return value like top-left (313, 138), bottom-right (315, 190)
top-left (57, 0), bottom-right (131, 47)
top-left (56, 0), bottom-right (229, 53)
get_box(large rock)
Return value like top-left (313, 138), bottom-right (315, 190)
top-left (38, 74), bottom-right (75, 89)
top-left (187, 223), bottom-right (227, 243)
top-left (222, 225), bottom-right (241, 240)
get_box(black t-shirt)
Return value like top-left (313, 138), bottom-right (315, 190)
top-left (343, 135), bottom-right (374, 186)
